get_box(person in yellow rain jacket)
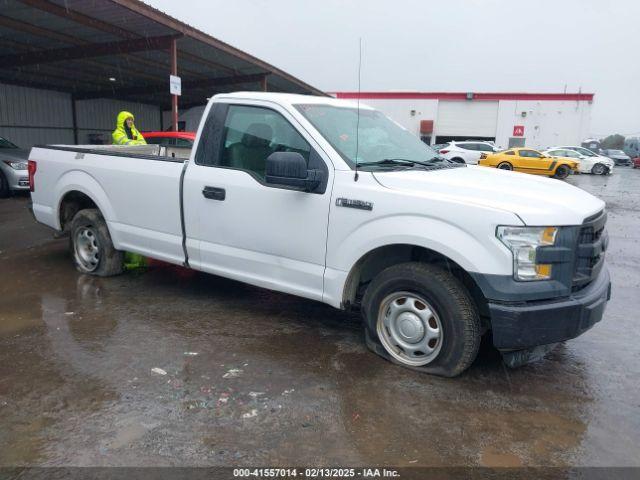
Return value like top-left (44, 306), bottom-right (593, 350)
top-left (112, 111), bottom-right (147, 146)
top-left (112, 111), bottom-right (147, 269)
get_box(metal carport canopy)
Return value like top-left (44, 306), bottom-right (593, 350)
top-left (0, 0), bottom-right (325, 110)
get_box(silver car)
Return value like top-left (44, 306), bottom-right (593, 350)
top-left (0, 136), bottom-right (29, 198)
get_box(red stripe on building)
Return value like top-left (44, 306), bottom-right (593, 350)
top-left (333, 92), bottom-right (595, 101)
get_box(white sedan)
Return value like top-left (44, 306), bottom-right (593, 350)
top-left (438, 141), bottom-right (500, 165)
top-left (543, 147), bottom-right (614, 175)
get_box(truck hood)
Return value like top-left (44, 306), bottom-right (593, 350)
top-left (372, 165), bottom-right (605, 226)
top-left (0, 149), bottom-right (30, 162)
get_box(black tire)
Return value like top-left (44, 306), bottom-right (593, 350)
top-left (69, 208), bottom-right (123, 277)
top-left (451, 157), bottom-right (466, 164)
top-left (554, 164), bottom-right (570, 179)
top-left (591, 163), bottom-right (606, 175)
top-left (0, 171), bottom-right (10, 198)
top-left (497, 162), bottom-right (513, 171)
top-left (362, 262), bottom-right (481, 377)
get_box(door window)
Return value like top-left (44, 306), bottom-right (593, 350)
top-left (220, 105), bottom-right (311, 179)
top-left (477, 143), bottom-right (495, 152)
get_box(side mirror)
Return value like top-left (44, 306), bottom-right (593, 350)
top-left (265, 152), bottom-right (323, 192)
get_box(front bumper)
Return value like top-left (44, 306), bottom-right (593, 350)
top-left (489, 267), bottom-right (611, 350)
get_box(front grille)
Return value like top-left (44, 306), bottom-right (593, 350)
top-left (572, 210), bottom-right (607, 291)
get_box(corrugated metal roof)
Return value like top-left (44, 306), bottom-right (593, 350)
top-left (0, 0), bottom-right (324, 108)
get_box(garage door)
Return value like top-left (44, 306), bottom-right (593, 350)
top-left (436, 100), bottom-right (498, 137)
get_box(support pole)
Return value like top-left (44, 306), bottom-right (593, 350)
top-left (171, 38), bottom-right (178, 132)
top-left (71, 94), bottom-right (78, 144)
top-left (261, 76), bottom-right (268, 92)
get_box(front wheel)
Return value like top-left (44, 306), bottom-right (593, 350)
top-left (554, 164), bottom-right (571, 179)
top-left (591, 163), bottom-right (607, 175)
top-left (362, 263), bottom-right (481, 377)
top-left (69, 209), bottom-right (124, 276)
top-left (497, 162), bottom-right (513, 171)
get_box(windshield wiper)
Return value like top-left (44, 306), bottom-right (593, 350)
top-left (357, 158), bottom-right (417, 167)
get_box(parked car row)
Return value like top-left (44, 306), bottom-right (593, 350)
top-left (433, 140), bottom-right (628, 179)
top-left (478, 148), bottom-right (578, 179)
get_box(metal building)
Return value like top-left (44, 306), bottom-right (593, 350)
top-left (0, 0), bottom-right (324, 148)
top-left (333, 92), bottom-right (594, 149)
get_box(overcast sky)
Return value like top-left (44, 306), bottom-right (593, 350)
top-left (147, 0), bottom-right (639, 137)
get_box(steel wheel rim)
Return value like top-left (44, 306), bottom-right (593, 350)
top-left (376, 291), bottom-right (443, 367)
top-left (74, 226), bottom-right (100, 272)
top-left (593, 164), bottom-right (604, 175)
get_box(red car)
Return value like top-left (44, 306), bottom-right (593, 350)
top-left (634, 157), bottom-right (640, 169)
top-left (141, 131), bottom-right (196, 147)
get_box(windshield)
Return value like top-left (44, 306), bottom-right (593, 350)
top-left (609, 150), bottom-right (625, 155)
top-left (0, 136), bottom-right (19, 149)
top-left (295, 104), bottom-right (442, 168)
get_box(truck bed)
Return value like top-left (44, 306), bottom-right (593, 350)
top-left (30, 144), bottom-right (190, 266)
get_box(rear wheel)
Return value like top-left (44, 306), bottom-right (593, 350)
top-left (554, 164), bottom-right (570, 179)
top-left (69, 209), bottom-right (123, 276)
top-left (591, 163), bottom-right (606, 175)
top-left (362, 262), bottom-right (481, 377)
top-left (0, 171), bottom-right (10, 198)
top-left (497, 162), bottom-right (513, 171)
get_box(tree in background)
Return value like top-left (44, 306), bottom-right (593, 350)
top-left (601, 134), bottom-right (625, 150)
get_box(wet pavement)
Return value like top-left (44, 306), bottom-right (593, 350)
top-left (0, 171), bottom-right (639, 468)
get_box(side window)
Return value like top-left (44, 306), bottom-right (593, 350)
top-left (478, 144), bottom-right (494, 152)
top-left (460, 143), bottom-right (475, 151)
top-left (220, 105), bottom-right (311, 180)
top-left (520, 149), bottom-right (541, 158)
top-left (504, 150), bottom-right (515, 155)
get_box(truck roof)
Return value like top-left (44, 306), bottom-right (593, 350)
top-left (213, 91), bottom-right (371, 109)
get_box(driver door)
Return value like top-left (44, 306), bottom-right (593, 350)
top-left (518, 149), bottom-right (547, 173)
top-left (182, 102), bottom-right (334, 302)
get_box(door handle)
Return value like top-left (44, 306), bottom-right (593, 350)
top-left (202, 186), bottom-right (226, 201)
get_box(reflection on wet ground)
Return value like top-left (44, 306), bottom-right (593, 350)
top-left (0, 171), bottom-right (639, 467)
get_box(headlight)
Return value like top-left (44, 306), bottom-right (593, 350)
top-left (3, 160), bottom-right (28, 170)
top-left (497, 226), bottom-right (558, 281)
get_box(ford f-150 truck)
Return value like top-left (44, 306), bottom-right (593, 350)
top-left (29, 92), bottom-right (611, 377)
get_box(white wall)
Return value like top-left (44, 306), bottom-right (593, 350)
top-left (162, 105), bottom-right (206, 132)
top-left (495, 100), bottom-right (592, 149)
top-left (353, 98), bottom-right (439, 139)
top-left (347, 96), bottom-right (592, 150)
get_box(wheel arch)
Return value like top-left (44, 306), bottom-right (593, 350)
top-left (341, 243), bottom-right (490, 324)
top-left (54, 171), bottom-right (116, 233)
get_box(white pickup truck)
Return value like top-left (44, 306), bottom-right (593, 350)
top-left (29, 92), bottom-right (611, 376)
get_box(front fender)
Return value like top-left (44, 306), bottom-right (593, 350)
top-left (329, 214), bottom-right (511, 275)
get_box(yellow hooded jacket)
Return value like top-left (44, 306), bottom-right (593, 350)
top-left (112, 111), bottom-right (147, 146)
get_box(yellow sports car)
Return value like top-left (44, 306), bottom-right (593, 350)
top-left (478, 148), bottom-right (578, 179)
